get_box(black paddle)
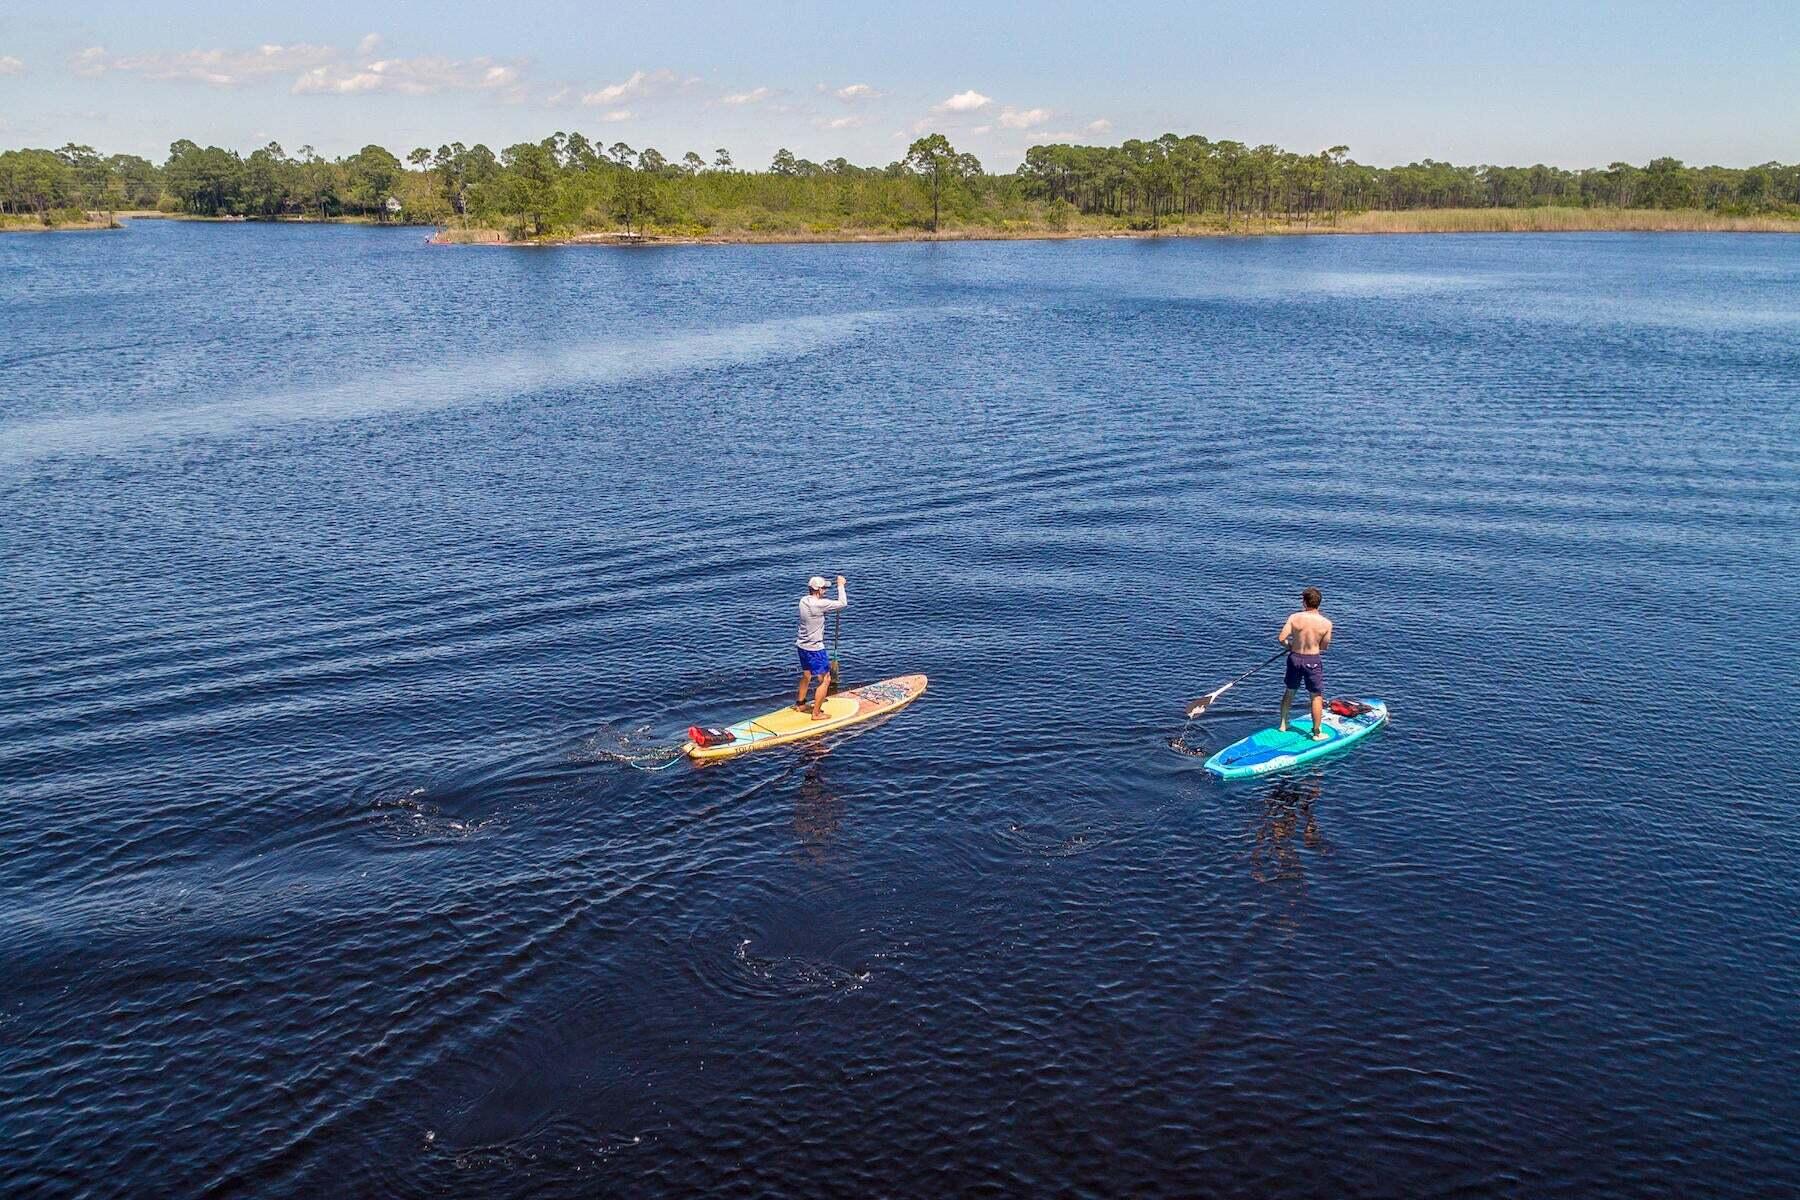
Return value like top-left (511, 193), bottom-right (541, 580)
top-left (1184, 647), bottom-right (1287, 718)
top-left (829, 607), bottom-right (842, 688)
top-left (818, 571), bottom-right (845, 689)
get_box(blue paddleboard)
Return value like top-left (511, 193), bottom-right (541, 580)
top-left (1202, 698), bottom-right (1389, 780)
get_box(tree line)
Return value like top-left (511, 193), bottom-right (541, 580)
top-left (4, 131), bottom-right (1797, 234)
top-left (1018, 138), bottom-right (1800, 226)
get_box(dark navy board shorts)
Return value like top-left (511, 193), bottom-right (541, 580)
top-left (1285, 653), bottom-right (1324, 694)
top-left (798, 646), bottom-right (832, 675)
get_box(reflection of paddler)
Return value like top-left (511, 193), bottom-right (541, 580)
top-left (793, 753), bottom-right (843, 863)
top-left (1250, 774), bottom-right (1329, 887)
top-left (795, 574), bottom-right (848, 720)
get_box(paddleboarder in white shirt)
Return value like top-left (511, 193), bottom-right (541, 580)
top-left (795, 575), bottom-right (847, 719)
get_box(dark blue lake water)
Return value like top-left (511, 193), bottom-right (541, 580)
top-left (2, 220), bottom-right (1797, 1197)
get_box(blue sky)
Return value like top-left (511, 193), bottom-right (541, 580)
top-left (2, 1), bottom-right (1795, 169)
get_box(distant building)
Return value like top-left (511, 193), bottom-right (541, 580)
top-left (384, 196), bottom-right (403, 215)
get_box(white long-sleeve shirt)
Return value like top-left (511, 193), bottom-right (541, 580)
top-left (796, 583), bottom-right (848, 650)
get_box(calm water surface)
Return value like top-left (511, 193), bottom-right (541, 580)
top-left (2, 222), bottom-right (1797, 1197)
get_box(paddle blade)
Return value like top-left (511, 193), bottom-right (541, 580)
top-left (1184, 682), bottom-right (1233, 718)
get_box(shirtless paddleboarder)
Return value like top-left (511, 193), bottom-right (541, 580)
top-left (795, 574), bottom-right (847, 719)
top-left (1278, 587), bottom-right (1333, 740)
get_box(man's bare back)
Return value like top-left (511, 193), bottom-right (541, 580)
top-left (1280, 609), bottom-right (1333, 655)
top-left (1278, 588), bottom-right (1333, 738)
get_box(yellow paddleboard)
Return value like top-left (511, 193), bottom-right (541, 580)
top-left (683, 673), bottom-right (927, 763)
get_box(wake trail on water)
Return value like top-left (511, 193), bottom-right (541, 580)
top-left (0, 308), bottom-right (923, 466)
top-left (574, 723), bottom-right (689, 771)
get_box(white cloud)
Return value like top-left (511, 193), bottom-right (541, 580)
top-left (67, 37), bottom-right (524, 98)
top-left (970, 125), bottom-right (992, 135)
top-left (1026, 120), bottom-right (1115, 144)
top-left (580, 67), bottom-right (677, 106)
top-left (814, 115), bottom-right (865, 130)
top-left (834, 82), bottom-right (879, 101)
top-left (997, 106), bottom-right (1050, 129)
top-left (600, 108), bottom-right (633, 122)
top-left (292, 56), bottom-right (522, 96)
top-left (73, 42), bottom-right (337, 86)
top-left (294, 70), bottom-right (376, 94)
top-left (722, 86), bottom-right (771, 105)
top-left (581, 75), bottom-right (637, 104)
top-left (0, 55), bottom-right (24, 76)
top-left (932, 89), bottom-right (991, 114)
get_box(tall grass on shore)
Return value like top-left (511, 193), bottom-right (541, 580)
top-left (0, 209), bottom-right (118, 231)
top-left (1337, 207), bottom-right (1800, 233)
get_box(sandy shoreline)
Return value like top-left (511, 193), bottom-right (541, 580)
top-left (427, 226), bottom-right (1229, 247)
top-left (428, 210), bottom-right (1800, 248)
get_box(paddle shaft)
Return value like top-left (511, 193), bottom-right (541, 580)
top-left (1186, 646), bottom-right (1288, 717)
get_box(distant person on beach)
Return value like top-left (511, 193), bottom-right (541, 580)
top-left (1278, 587), bottom-right (1333, 740)
top-left (796, 575), bottom-right (847, 719)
